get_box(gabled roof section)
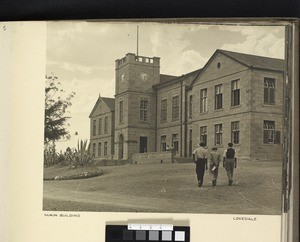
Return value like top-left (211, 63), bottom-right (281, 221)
top-left (182, 69), bottom-right (202, 86)
top-left (101, 97), bottom-right (115, 111)
top-left (154, 68), bottom-right (202, 89)
top-left (160, 74), bottom-right (178, 83)
top-left (219, 49), bottom-right (284, 72)
top-left (89, 96), bottom-right (115, 118)
top-left (190, 49), bottom-right (284, 86)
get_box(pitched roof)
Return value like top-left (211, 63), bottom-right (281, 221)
top-left (181, 69), bottom-right (202, 86)
top-left (89, 96), bottom-right (115, 118)
top-left (101, 97), bottom-right (115, 111)
top-left (160, 74), bottom-right (178, 83)
top-left (155, 49), bottom-right (284, 90)
top-left (154, 68), bottom-right (202, 89)
top-left (219, 49), bottom-right (284, 72)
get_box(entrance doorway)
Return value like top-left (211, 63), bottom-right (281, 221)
top-left (140, 137), bottom-right (147, 153)
top-left (189, 130), bottom-right (193, 157)
top-left (119, 134), bottom-right (124, 159)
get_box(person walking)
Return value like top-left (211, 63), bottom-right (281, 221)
top-left (223, 143), bottom-right (237, 186)
top-left (193, 141), bottom-right (209, 188)
top-left (209, 147), bottom-right (221, 186)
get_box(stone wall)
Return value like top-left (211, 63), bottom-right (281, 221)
top-left (156, 80), bottom-right (184, 155)
top-left (248, 69), bottom-right (284, 161)
top-left (90, 100), bottom-right (115, 159)
top-left (132, 151), bottom-right (174, 164)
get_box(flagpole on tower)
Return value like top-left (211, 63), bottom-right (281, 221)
top-left (137, 25), bottom-right (139, 57)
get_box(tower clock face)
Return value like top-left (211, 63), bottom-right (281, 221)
top-left (140, 72), bottom-right (149, 81)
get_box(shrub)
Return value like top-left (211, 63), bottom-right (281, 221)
top-left (57, 151), bottom-right (67, 164)
top-left (68, 139), bottom-right (95, 167)
top-left (44, 143), bottom-right (58, 166)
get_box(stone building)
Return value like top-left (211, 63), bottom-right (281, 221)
top-left (89, 97), bottom-right (115, 159)
top-left (89, 49), bottom-right (284, 161)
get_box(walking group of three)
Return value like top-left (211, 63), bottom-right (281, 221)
top-left (193, 142), bottom-right (237, 187)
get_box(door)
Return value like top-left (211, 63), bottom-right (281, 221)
top-left (140, 137), bottom-right (147, 153)
top-left (119, 134), bottom-right (124, 159)
top-left (189, 130), bottom-right (193, 157)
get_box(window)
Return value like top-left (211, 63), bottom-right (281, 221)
top-left (189, 95), bottom-right (193, 118)
top-left (200, 89), bottom-right (207, 113)
top-left (98, 142), bottom-right (101, 156)
top-left (231, 80), bottom-right (240, 106)
top-left (104, 141), bottom-right (108, 156)
top-left (200, 126), bottom-right (207, 145)
top-left (215, 84), bottom-right (223, 110)
top-left (172, 96), bottom-right (179, 120)
top-left (104, 117), bottom-right (108, 133)
top-left (140, 99), bottom-right (149, 122)
top-left (92, 143), bottom-right (96, 157)
top-left (119, 101), bottom-right (124, 123)
top-left (98, 118), bottom-right (102, 135)
top-left (92, 120), bottom-right (96, 136)
top-left (264, 78), bottom-right (275, 104)
top-left (172, 133), bottom-right (179, 152)
top-left (263, 121), bottom-right (280, 144)
top-left (231, 121), bottom-right (240, 144)
top-left (161, 135), bottom-right (167, 151)
top-left (215, 124), bottom-right (222, 146)
top-left (161, 99), bottom-right (167, 123)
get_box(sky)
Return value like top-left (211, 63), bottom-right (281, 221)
top-left (46, 21), bottom-right (285, 152)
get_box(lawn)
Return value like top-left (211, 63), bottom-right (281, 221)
top-left (43, 160), bottom-right (282, 215)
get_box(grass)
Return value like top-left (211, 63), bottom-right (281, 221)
top-left (43, 160), bottom-right (282, 215)
top-left (43, 164), bottom-right (104, 180)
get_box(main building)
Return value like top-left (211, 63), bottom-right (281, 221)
top-left (89, 49), bottom-right (284, 162)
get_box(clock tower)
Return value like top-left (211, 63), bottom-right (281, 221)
top-left (114, 53), bottom-right (160, 160)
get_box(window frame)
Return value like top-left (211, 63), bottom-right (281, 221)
top-left (231, 79), bottom-right (240, 107)
top-left (161, 99), bottom-right (167, 123)
top-left (98, 142), bottom-right (102, 156)
top-left (200, 88), bottom-right (208, 113)
top-left (92, 120), bottom-right (97, 136)
top-left (92, 143), bottom-right (96, 157)
top-left (189, 95), bottom-right (193, 118)
top-left (263, 120), bottom-right (280, 144)
top-left (172, 133), bottom-right (179, 152)
top-left (140, 98), bottom-right (149, 122)
top-left (172, 95), bottom-right (180, 121)
top-left (264, 78), bottom-right (276, 105)
top-left (104, 141), bottom-right (108, 156)
top-left (214, 124), bottom-right (223, 146)
top-left (200, 126), bottom-right (207, 145)
top-left (161, 135), bottom-right (167, 151)
top-left (231, 121), bottom-right (240, 144)
top-left (215, 84), bottom-right (223, 110)
top-left (119, 100), bottom-right (124, 123)
top-left (104, 117), bottom-right (108, 134)
top-left (98, 118), bottom-right (102, 135)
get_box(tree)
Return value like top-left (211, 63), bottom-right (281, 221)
top-left (44, 74), bottom-right (75, 144)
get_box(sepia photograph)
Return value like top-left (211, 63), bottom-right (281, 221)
top-left (43, 21), bottom-right (285, 215)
